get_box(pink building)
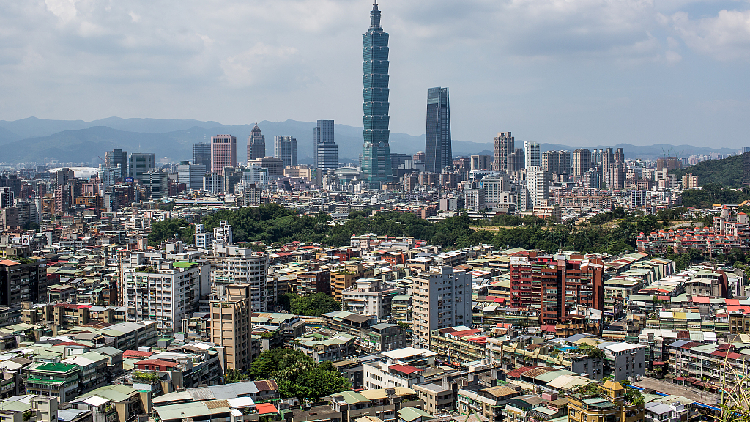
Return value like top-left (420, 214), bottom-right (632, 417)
top-left (211, 135), bottom-right (237, 176)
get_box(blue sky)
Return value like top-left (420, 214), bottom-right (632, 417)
top-left (1, 0), bottom-right (749, 147)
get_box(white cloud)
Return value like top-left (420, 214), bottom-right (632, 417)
top-left (44, 0), bottom-right (78, 23)
top-left (665, 9), bottom-right (750, 60)
top-left (0, 0), bottom-right (748, 148)
top-left (220, 43), bottom-right (300, 88)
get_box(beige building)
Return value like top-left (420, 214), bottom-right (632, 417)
top-left (412, 267), bottom-right (472, 348)
top-left (413, 383), bottom-right (453, 415)
top-left (682, 173), bottom-right (698, 190)
top-left (210, 284), bottom-right (253, 372)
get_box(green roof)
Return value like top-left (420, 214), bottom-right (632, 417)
top-left (399, 407), bottom-right (433, 422)
top-left (335, 391), bottom-right (369, 405)
top-left (173, 262), bottom-right (199, 268)
top-left (34, 362), bottom-right (78, 373)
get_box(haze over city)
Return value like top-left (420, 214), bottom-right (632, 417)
top-left (2, 0), bottom-right (750, 148)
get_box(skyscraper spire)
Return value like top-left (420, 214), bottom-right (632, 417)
top-left (362, 0), bottom-right (391, 188)
top-left (370, 0), bottom-right (381, 29)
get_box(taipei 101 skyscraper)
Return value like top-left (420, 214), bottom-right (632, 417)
top-left (361, 1), bottom-right (392, 188)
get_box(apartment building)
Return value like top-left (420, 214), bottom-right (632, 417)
top-left (121, 252), bottom-right (210, 333)
top-left (509, 253), bottom-right (604, 325)
top-left (341, 278), bottom-right (393, 320)
top-left (412, 267), bottom-right (472, 347)
top-left (208, 245), bottom-right (269, 312)
top-left (210, 284), bottom-right (254, 372)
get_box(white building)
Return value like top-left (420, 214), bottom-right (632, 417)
top-left (362, 347), bottom-right (437, 390)
top-left (412, 267), bottom-right (472, 347)
top-left (213, 221), bottom-right (233, 247)
top-left (121, 252), bottom-right (210, 333)
top-left (341, 278), bottom-right (391, 320)
top-left (524, 140), bottom-right (541, 168)
top-left (195, 224), bottom-right (212, 250)
top-left (600, 342), bottom-right (647, 381)
top-left (209, 245), bottom-right (269, 312)
top-left (526, 166), bottom-right (548, 209)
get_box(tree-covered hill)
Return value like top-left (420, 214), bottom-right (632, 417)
top-left (671, 153), bottom-right (746, 188)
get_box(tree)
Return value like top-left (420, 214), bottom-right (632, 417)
top-left (249, 349), bottom-right (350, 400)
top-left (286, 293), bottom-right (341, 317)
top-left (225, 369), bottom-right (249, 384)
top-left (148, 218), bottom-right (194, 246)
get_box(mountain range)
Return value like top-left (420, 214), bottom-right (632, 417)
top-left (0, 117), bottom-right (741, 165)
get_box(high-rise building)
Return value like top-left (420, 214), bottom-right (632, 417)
top-left (121, 252), bottom-right (210, 333)
top-left (0, 187), bottom-right (13, 209)
top-left (210, 284), bottom-right (253, 371)
top-left (471, 155), bottom-right (492, 171)
top-left (425, 87), bottom-right (452, 174)
top-left (412, 266), bottom-right (472, 347)
top-left (128, 153), bottom-right (156, 181)
top-left (507, 148), bottom-right (525, 173)
top-left (177, 162), bottom-right (207, 191)
top-left (313, 120), bottom-right (338, 170)
top-left (509, 254), bottom-right (604, 325)
top-left (247, 124), bottom-right (266, 161)
top-left (571, 149), bottom-right (592, 181)
top-left (543, 150), bottom-right (571, 178)
top-left (274, 136), bottom-right (298, 167)
top-left (211, 135), bottom-right (237, 176)
top-left (361, 1), bottom-right (392, 188)
top-left (104, 149), bottom-right (127, 180)
top-left (208, 246), bottom-right (269, 313)
top-left (603, 148), bottom-right (626, 190)
top-left (493, 132), bottom-right (514, 172)
top-left (524, 140), bottom-right (541, 168)
top-left (193, 143), bottom-right (212, 168)
top-left (526, 166), bottom-right (549, 209)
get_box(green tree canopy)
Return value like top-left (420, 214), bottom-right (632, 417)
top-left (249, 349), bottom-right (350, 400)
top-left (283, 293), bottom-right (341, 317)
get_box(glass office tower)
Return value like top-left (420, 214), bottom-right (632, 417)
top-left (425, 87), bottom-right (451, 174)
top-left (361, 1), bottom-right (392, 188)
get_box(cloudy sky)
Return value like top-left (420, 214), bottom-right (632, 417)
top-left (1, 0), bottom-right (750, 147)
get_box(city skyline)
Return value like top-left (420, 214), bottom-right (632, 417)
top-left (1, 1), bottom-right (748, 149)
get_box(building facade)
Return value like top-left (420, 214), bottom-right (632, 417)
top-left (424, 87), bottom-right (452, 174)
top-left (361, 2), bottom-right (392, 188)
top-left (211, 135), bottom-right (238, 176)
top-left (314, 120), bottom-right (339, 171)
top-left (128, 153), bottom-right (155, 181)
top-left (493, 132), bottom-right (514, 172)
top-left (274, 136), bottom-right (298, 168)
top-left (192, 143), bottom-right (211, 168)
top-left (247, 123), bottom-right (266, 161)
top-left (412, 267), bottom-right (472, 347)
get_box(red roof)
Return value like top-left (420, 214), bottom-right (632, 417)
top-left (541, 325), bottom-right (557, 332)
top-left (123, 350), bottom-right (154, 358)
top-left (506, 366), bottom-right (537, 378)
top-left (727, 306), bottom-right (750, 315)
top-left (255, 403), bottom-right (278, 414)
top-left (726, 299), bottom-right (741, 306)
top-left (0, 260), bottom-right (21, 266)
top-left (451, 329), bottom-right (482, 337)
top-left (135, 359), bottom-right (177, 367)
top-left (711, 351), bottom-right (744, 360)
top-left (691, 296), bottom-right (710, 304)
top-left (389, 365), bottom-right (423, 375)
top-left (55, 342), bottom-right (88, 347)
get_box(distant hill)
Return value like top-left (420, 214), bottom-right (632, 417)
top-left (0, 126), bottom-right (20, 145)
top-left (0, 116), bottom-right (742, 164)
top-left (672, 153), bottom-right (746, 188)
